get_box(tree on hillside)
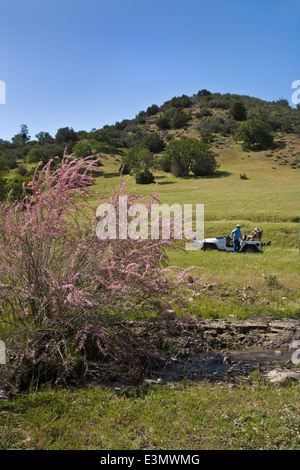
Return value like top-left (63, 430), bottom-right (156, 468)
top-left (140, 133), bottom-right (165, 153)
top-left (146, 104), bottom-right (159, 117)
top-left (121, 146), bottom-right (155, 184)
top-left (55, 127), bottom-right (78, 144)
top-left (163, 137), bottom-right (217, 177)
top-left (234, 119), bottom-right (274, 150)
top-left (122, 146), bottom-right (153, 172)
top-left (156, 114), bottom-right (171, 130)
top-left (163, 94), bottom-right (192, 109)
top-left (27, 147), bottom-right (49, 165)
top-left (273, 98), bottom-right (290, 107)
top-left (197, 89), bottom-right (211, 97)
top-left (170, 109), bottom-right (191, 129)
top-left (229, 101), bottom-right (247, 121)
top-left (35, 131), bottom-right (54, 144)
top-left (11, 124), bottom-right (31, 146)
top-left (73, 140), bottom-right (93, 158)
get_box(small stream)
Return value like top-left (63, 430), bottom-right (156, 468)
top-left (157, 348), bottom-right (292, 383)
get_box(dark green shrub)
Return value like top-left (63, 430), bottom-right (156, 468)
top-left (229, 101), bottom-right (247, 121)
top-left (140, 133), bottom-right (165, 153)
top-left (0, 176), bottom-right (7, 201)
top-left (135, 169), bottom-right (155, 184)
top-left (163, 94), bottom-right (192, 109)
top-left (156, 114), bottom-right (171, 130)
top-left (197, 89), bottom-right (212, 97)
top-left (146, 104), bottom-right (159, 117)
top-left (27, 147), bottom-right (49, 164)
top-left (170, 109), bottom-right (191, 129)
top-left (196, 108), bottom-right (212, 118)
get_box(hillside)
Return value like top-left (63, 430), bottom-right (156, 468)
top-left (80, 91), bottom-right (300, 223)
top-left (1, 90), bottom-right (300, 174)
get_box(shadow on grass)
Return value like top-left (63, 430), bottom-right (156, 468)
top-left (180, 170), bottom-right (232, 180)
top-left (157, 181), bottom-right (176, 185)
top-left (102, 172), bottom-right (121, 178)
top-left (201, 170), bottom-right (232, 179)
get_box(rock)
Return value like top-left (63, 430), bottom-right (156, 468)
top-left (144, 378), bottom-right (163, 385)
top-left (274, 350), bottom-right (282, 356)
top-left (0, 389), bottom-right (8, 400)
top-left (223, 356), bottom-right (231, 364)
top-left (264, 368), bottom-right (300, 384)
top-left (206, 283), bottom-right (217, 290)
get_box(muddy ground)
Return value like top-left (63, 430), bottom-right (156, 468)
top-left (124, 314), bottom-right (300, 385)
top-left (2, 315), bottom-right (299, 397)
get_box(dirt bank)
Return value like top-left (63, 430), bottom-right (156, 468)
top-left (128, 313), bottom-right (300, 356)
top-left (125, 314), bottom-right (300, 385)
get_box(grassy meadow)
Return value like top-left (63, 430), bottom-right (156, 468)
top-left (1, 377), bottom-right (299, 450)
top-left (91, 137), bottom-right (300, 319)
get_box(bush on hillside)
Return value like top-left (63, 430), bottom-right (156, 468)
top-left (197, 116), bottom-right (238, 137)
top-left (27, 147), bottom-right (50, 165)
top-left (235, 119), bottom-right (274, 150)
top-left (73, 140), bottom-right (93, 158)
top-left (229, 101), bottom-right (247, 121)
top-left (156, 114), bottom-right (171, 130)
top-left (170, 109), bottom-right (191, 129)
top-left (140, 133), bottom-right (165, 153)
top-left (146, 104), bottom-right (160, 117)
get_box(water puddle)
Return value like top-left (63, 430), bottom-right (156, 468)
top-left (157, 348), bottom-right (292, 383)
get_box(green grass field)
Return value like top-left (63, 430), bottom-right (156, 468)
top-left (1, 377), bottom-right (299, 450)
top-left (91, 140), bottom-right (300, 319)
top-left (95, 141), bottom-right (300, 223)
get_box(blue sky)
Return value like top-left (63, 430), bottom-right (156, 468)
top-left (0, 0), bottom-right (299, 141)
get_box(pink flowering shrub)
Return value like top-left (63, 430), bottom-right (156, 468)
top-left (0, 155), bottom-right (192, 391)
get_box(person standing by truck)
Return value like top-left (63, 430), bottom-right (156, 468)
top-left (232, 224), bottom-right (242, 253)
